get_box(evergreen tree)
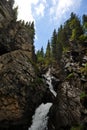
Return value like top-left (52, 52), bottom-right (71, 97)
top-left (69, 13), bottom-right (83, 41)
top-left (40, 47), bottom-right (44, 58)
top-left (82, 14), bottom-right (87, 34)
top-left (51, 29), bottom-right (57, 60)
top-left (45, 40), bottom-right (52, 65)
top-left (56, 25), bottom-right (63, 62)
top-left (45, 40), bottom-right (51, 58)
top-left (13, 6), bottom-right (18, 21)
top-left (36, 47), bottom-right (44, 65)
top-left (36, 12), bottom-right (86, 68)
top-left (30, 22), bottom-right (35, 44)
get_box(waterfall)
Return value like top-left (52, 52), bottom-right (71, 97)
top-left (44, 68), bottom-right (57, 97)
top-left (29, 103), bottom-right (52, 130)
top-left (28, 68), bottom-right (56, 130)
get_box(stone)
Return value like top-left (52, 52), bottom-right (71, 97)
top-left (48, 81), bottom-right (81, 130)
top-left (0, 50), bottom-right (46, 129)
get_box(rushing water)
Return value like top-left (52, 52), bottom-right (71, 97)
top-left (45, 68), bottom-right (57, 97)
top-left (28, 68), bottom-right (56, 130)
top-left (28, 103), bottom-right (52, 130)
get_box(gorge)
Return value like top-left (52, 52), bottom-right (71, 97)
top-left (0, 0), bottom-right (87, 130)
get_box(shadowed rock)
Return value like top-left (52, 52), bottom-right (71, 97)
top-left (0, 50), bottom-right (46, 129)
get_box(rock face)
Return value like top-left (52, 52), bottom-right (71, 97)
top-left (0, 0), bottom-right (14, 28)
top-left (48, 46), bottom-right (87, 130)
top-left (0, 0), bottom-right (87, 130)
top-left (0, 0), bottom-right (35, 59)
top-left (0, 21), bottom-right (34, 57)
top-left (48, 81), bottom-right (81, 130)
top-left (0, 0), bottom-right (46, 129)
top-left (0, 50), bottom-right (46, 129)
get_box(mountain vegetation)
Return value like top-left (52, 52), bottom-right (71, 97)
top-left (36, 14), bottom-right (87, 130)
top-left (0, 1), bottom-right (87, 130)
top-left (36, 12), bottom-right (87, 68)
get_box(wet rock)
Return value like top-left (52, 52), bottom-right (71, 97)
top-left (51, 77), bottom-right (60, 92)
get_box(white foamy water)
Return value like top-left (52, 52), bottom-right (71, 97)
top-left (45, 68), bottom-right (57, 97)
top-left (28, 68), bottom-right (56, 130)
top-left (29, 103), bottom-right (52, 130)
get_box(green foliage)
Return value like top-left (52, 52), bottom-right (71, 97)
top-left (80, 92), bottom-right (87, 99)
top-left (36, 47), bottom-right (45, 68)
top-left (30, 77), bottom-right (43, 89)
top-left (71, 125), bottom-right (84, 130)
top-left (51, 29), bottom-right (57, 60)
top-left (65, 73), bottom-right (74, 80)
top-left (69, 13), bottom-right (83, 41)
top-left (45, 40), bottom-right (52, 66)
top-left (45, 40), bottom-right (51, 58)
top-left (30, 22), bottom-right (35, 43)
top-left (63, 47), bottom-right (69, 53)
top-left (80, 63), bottom-right (87, 74)
top-left (79, 35), bottom-right (87, 42)
top-left (82, 14), bottom-right (87, 34)
top-left (36, 12), bottom-right (87, 68)
top-left (70, 29), bottom-right (77, 41)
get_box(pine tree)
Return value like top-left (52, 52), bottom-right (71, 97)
top-left (51, 29), bottom-right (57, 60)
top-left (40, 47), bottom-right (44, 58)
top-left (45, 40), bottom-right (51, 58)
top-left (13, 6), bottom-right (18, 21)
top-left (45, 40), bottom-right (52, 65)
top-left (36, 47), bottom-right (44, 64)
top-left (30, 22), bottom-right (35, 44)
top-left (56, 25), bottom-right (63, 62)
top-left (82, 14), bottom-right (87, 34)
top-left (69, 13), bottom-right (83, 41)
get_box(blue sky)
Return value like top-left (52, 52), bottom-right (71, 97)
top-left (14, 0), bottom-right (87, 51)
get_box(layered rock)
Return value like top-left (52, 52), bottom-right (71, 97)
top-left (48, 81), bottom-right (81, 130)
top-left (0, 50), bottom-right (46, 129)
top-left (48, 45), bottom-right (87, 130)
top-left (0, 0), bottom-right (46, 129)
top-left (0, 0), bottom-right (35, 59)
top-left (0, 0), bottom-right (14, 28)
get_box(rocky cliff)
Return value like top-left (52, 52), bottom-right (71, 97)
top-left (0, 50), bottom-right (47, 129)
top-left (48, 45), bottom-right (87, 130)
top-left (0, 0), bottom-right (46, 129)
top-left (0, 0), bottom-right (35, 59)
top-left (0, 0), bottom-right (87, 130)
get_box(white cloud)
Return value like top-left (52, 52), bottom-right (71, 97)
top-left (35, 3), bottom-right (45, 17)
top-left (14, 0), bottom-right (35, 22)
top-left (33, 0), bottom-right (47, 18)
top-left (14, 0), bottom-right (47, 22)
top-left (50, 0), bottom-right (82, 22)
top-left (14, 0), bottom-right (82, 23)
top-left (51, 0), bottom-right (56, 5)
